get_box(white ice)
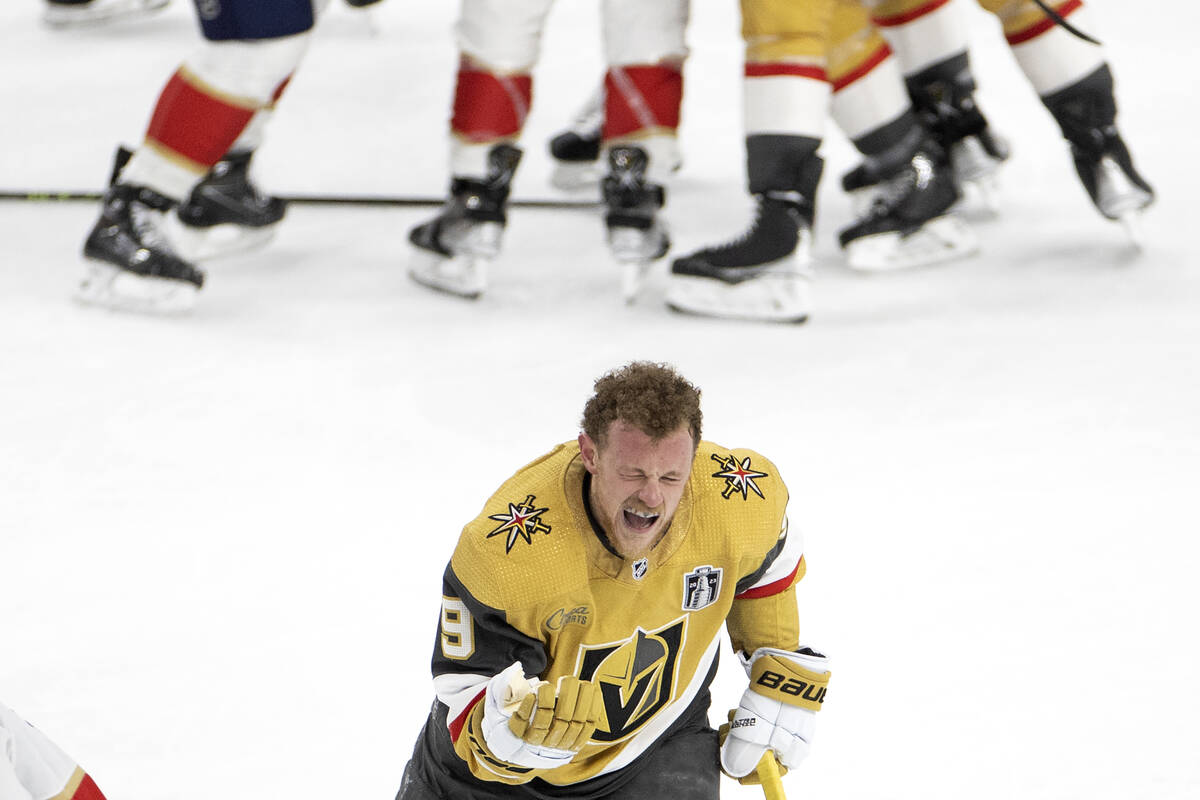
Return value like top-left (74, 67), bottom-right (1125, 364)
top-left (1, 2), bottom-right (1198, 800)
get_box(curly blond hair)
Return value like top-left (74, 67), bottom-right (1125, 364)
top-left (581, 361), bottom-right (702, 447)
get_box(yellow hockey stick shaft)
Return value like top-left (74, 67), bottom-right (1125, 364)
top-left (756, 752), bottom-right (787, 800)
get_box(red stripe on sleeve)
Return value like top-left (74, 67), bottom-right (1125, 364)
top-left (735, 558), bottom-right (803, 600)
top-left (447, 688), bottom-right (487, 743)
top-left (1006, 0), bottom-right (1083, 45)
top-left (831, 43), bottom-right (893, 92)
top-left (744, 63), bottom-right (828, 82)
top-left (72, 774), bottom-right (107, 800)
top-left (451, 66), bottom-right (532, 142)
top-left (872, 0), bottom-right (953, 27)
top-left (145, 71), bottom-right (257, 169)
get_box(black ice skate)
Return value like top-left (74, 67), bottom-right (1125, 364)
top-left (602, 145), bottom-right (669, 301)
top-left (907, 54), bottom-right (1010, 212)
top-left (666, 192), bottom-right (816, 323)
top-left (839, 131), bottom-right (978, 272)
top-left (79, 182), bottom-right (205, 314)
top-left (174, 149), bottom-right (287, 260)
top-left (1068, 130), bottom-right (1154, 244)
top-left (547, 85), bottom-right (682, 191)
top-left (407, 144), bottom-right (523, 299)
top-left (1043, 65), bottom-right (1155, 246)
top-left (548, 85), bottom-right (604, 191)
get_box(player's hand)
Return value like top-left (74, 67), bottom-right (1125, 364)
top-left (478, 662), bottom-right (603, 769)
top-left (719, 711), bottom-right (790, 786)
top-left (720, 647), bottom-right (830, 779)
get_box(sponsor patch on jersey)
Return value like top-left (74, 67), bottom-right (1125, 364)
top-left (545, 605), bottom-right (591, 631)
top-left (710, 453), bottom-right (769, 500)
top-left (682, 565), bottom-right (722, 610)
top-left (486, 494), bottom-right (551, 553)
top-left (575, 617), bottom-right (686, 742)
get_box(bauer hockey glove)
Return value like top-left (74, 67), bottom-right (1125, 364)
top-left (477, 661), bottom-right (603, 770)
top-left (720, 646), bottom-right (830, 779)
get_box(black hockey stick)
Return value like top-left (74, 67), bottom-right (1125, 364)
top-left (0, 189), bottom-right (600, 209)
top-left (1030, 0), bottom-right (1102, 46)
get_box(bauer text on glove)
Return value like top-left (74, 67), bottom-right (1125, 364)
top-left (720, 647), bottom-right (830, 779)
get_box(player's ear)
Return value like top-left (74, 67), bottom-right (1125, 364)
top-left (578, 432), bottom-right (599, 473)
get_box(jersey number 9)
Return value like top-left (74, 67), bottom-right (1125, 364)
top-left (440, 597), bottom-right (475, 659)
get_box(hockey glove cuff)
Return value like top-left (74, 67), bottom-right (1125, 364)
top-left (478, 662), bottom-right (602, 770)
top-left (720, 647), bottom-right (830, 779)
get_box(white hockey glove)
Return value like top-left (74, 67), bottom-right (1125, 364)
top-left (720, 647), bottom-right (830, 779)
top-left (477, 662), bottom-right (603, 770)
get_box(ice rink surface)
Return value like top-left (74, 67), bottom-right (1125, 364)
top-left (1, 2), bottom-right (1198, 800)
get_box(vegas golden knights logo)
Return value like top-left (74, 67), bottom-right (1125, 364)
top-left (575, 618), bottom-right (686, 742)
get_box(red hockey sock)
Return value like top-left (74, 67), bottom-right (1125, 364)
top-left (450, 59), bottom-right (532, 143)
top-left (145, 68), bottom-right (258, 172)
top-left (603, 64), bottom-right (683, 139)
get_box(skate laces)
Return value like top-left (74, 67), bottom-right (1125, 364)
top-left (709, 200), bottom-right (771, 253)
top-left (863, 155), bottom-right (934, 218)
top-left (705, 194), bottom-right (801, 255)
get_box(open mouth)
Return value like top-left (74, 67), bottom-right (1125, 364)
top-left (622, 508), bottom-right (660, 532)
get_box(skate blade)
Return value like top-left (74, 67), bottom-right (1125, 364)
top-left (75, 261), bottom-right (198, 315)
top-left (1096, 156), bottom-right (1154, 221)
top-left (621, 260), bottom-right (655, 304)
top-left (844, 215), bottom-right (979, 273)
top-left (43, 0), bottom-right (169, 27)
top-left (407, 247), bottom-right (488, 300)
top-left (550, 162), bottom-right (602, 192)
top-left (170, 220), bottom-right (279, 262)
top-left (951, 136), bottom-right (1006, 184)
top-left (1119, 212), bottom-right (1146, 251)
top-left (608, 226), bottom-right (669, 265)
top-left (958, 173), bottom-right (1002, 218)
top-left (665, 258), bottom-right (812, 323)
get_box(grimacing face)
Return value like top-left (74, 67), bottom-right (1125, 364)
top-left (578, 421), bottom-right (696, 560)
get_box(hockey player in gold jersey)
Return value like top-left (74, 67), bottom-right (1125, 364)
top-left (396, 362), bottom-right (830, 799)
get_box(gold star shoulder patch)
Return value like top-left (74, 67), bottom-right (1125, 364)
top-left (486, 494), bottom-right (552, 552)
top-left (710, 453), bottom-right (769, 500)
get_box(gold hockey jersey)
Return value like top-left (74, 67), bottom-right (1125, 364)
top-left (427, 439), bottom-right (806, 787)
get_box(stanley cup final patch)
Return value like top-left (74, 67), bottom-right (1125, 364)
top-left (682, 565), bottom-right (722, 611)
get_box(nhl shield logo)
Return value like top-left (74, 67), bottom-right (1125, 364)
top-left (682, 565), bottom-right (722, 611)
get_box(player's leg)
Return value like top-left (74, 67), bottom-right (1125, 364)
top-left (665, 0), bottom-right (833, 323)
top-left (78, 0), bottom-right (316, 313)
top-left (171, 93), bottom-right (291, 261)
top-left (868, 0), bottom-right (1009, 205)
top-left (406, 0), bottom-right (552, 299)
top-left (395, 701), bottom-right (529, 800)
top-left (601, 706), bottom-right (719, 799)
top-left (599, 0), bottom-right (689, 298)
top-left (830, 2), bottom-right (977, 271)
top-left (0, 703), bottom-right (108, 800)
top-left (547, 1), bottom-right (690, 194)
top-left (980, 0), bottom-right (1153, 237)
